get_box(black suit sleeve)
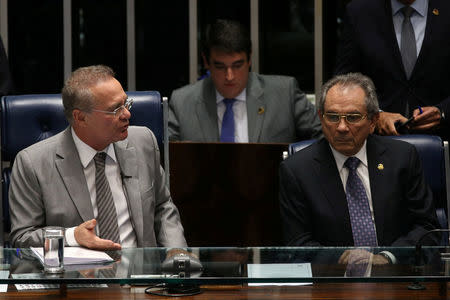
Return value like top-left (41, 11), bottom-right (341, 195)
top-left (390, 145), bottom-right (440, 246)
top-left (279, 160), bottom-right (322, 247)
top-left (334, 5), bottom-right (361, 75)
top-left (0, 37), bottom-right (13, 97)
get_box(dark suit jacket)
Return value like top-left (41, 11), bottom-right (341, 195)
top-left (168, 72), bottom-right (322, 143)
top-left (279, 135), bottom-right (439, 247)
top-left (335, 0), bottom-right (450, 139)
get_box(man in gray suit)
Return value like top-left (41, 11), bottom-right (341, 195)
top-left (169, 19), bottom-right (322, 143)
top-left (9, 65), bottom-right (187, 250)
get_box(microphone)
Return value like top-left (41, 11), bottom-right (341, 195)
top-left (409, 229), bottom-right (449, 291)
top-left (145, 252), bottom-right (203, 297)
top-left (415, 228), bottom-right (450, 266)
top-left (161, 252), bottom-right (203, 278)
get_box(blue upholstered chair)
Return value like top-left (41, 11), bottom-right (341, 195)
top-left (0, 91), bottom-right (167, 244)
top-left (286, 134), bottom-right (450, 244)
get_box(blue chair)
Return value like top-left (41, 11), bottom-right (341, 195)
top-left (286, 135), bottom-right (450, 243)
top-left (0, 91), bottom-right (167, 244)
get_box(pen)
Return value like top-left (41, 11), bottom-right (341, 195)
top-left (418, 106), bottom-right (423, 114)
top-left (16, 248), bottom-right (22, 259)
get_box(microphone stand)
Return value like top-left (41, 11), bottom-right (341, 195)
top-left (408, 229), bottom-right (450, 290)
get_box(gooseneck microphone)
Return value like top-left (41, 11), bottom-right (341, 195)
top-left (415, 228), bottom-right (450, 267)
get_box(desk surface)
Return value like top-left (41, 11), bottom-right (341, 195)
top-left (1, 247), bottom-right (450, 285)
top-left (0, 283), bottom-right (448, 299)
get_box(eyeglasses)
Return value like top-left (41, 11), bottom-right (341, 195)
top-left (91, 98), bottom-right (133, 117)
top-left (323, 113), bottom-right (367, 124)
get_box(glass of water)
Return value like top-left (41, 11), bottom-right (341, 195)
top-left (43, 226), bottom-right (65, 273)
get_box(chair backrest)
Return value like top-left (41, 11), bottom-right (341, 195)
top-left (0, 91), bottom-right (165, 243)
top-left (287, 135), bottom-right (450, 237)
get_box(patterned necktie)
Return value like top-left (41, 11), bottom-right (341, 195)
top-left (220, 98), bottom-right (236, 142)
top-left (94, 152), bottom-right (120, 243)
top-left (400, 5), bottom-right (417, 79)
top-left (344, 157), bottom-right (377, 247)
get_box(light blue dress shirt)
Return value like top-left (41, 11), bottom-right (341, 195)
top-left (391, 0), bottom-right (428, 57)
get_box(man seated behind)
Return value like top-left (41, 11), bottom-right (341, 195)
top-left (9, 65), bottom-right (187, 250)
top-left (280, 73), bottom-right (439, 263)
top-left (169, 19), bottom-right (322, 143)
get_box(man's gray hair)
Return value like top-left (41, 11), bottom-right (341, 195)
top-left (61, 65), bottom-right (115, 124)
top-left (318, 73), bottom-right (379, 118)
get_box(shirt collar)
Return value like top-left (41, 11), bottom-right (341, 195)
top-left (216, 88), bottom-right (247, 104)
top-left (71, 127), bottom-right (117, 168)
top-left (391, 0), bottom-right (428, 17)
top-left (329, 140), bottom-right (368, 172)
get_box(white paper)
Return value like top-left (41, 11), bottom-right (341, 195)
top-left (31, 246), bottom-right (114, 265)
top-left (0, 270), bottom-right (9, 292)
top-left (247, 263), bottom-right (312, 286)
top-left (12, 273), bottom-right (107, 290)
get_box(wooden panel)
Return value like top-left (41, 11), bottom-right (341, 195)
top-left (169, 142), bottom-right (288, 246)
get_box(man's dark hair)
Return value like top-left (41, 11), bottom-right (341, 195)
top-left (202, 19), bottom-right (252, 63)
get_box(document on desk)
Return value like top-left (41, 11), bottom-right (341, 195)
top-left (31, 246), bottom-right (114, 265)
top-left (12, 273), bottom-right (108, 291)
top-left (247, 263), bottom-right (312, 286)
top-left (0, 270), bottom-right (9, 292)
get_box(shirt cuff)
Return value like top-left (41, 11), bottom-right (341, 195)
top-left (65, 226), bottom-right (80, 246)
top-left (379, 250), bottom-right (397, 264)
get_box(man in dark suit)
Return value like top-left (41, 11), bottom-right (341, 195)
top-left (335, 0), bottom-right (450, 139)
top-left (169, 19), bottom-right (322, 143)
top-left (279, 73), bottom-right (439, 263)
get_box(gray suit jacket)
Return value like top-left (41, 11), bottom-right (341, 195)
top-left (9, 126), bottom-right (187, 248)
top-left (169, 72), bottom-right (322, 143)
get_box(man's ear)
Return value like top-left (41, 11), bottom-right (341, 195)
top-left (72, 109), bottom-right (88, 127)
top-left (369, 112), bottom-right (380, 134)
top-left (202, 53), bottom-right (210, 69)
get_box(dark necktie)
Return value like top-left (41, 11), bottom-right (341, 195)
top-left (344, 157), bottom-right (377, 247)
top-left (94, 152), bottom-right (120, 243)
top-left (400, 5), bottom-right (416, 79)
top-left (220, 98), bottom-right (236, 142)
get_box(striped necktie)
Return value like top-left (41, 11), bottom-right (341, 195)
top-left (94, 152), bottom-right (120, 243)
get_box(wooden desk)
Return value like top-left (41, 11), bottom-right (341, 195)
top-left (169, 142), bottom-right (288, 246)
top-left (1, 282), bottom-right (448, 299)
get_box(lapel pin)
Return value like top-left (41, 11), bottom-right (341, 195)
top-left (258, 107), bottom-right (265, 115)
top-left (433, 8), bottom-right (439, 15)
top-left (377, 163), bottom-right (384, 170)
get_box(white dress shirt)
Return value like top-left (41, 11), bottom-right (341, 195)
top-left (216, 89), bottom-right (249, 143)
top-left (65, 127), bottom-right (137, 247)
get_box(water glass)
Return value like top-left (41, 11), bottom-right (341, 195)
top-left (43, 226), bottom-right (65, 273)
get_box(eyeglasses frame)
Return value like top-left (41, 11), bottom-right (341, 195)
top-left (322, 112), bottom-right (367, 124)
top-left (90, 98), bottom-right (134, 117)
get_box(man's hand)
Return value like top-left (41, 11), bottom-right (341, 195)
top-left (74, 219), bottom-right (121, 251)
top-left (410, 106), bottom-right (441, 131)
top-left (376, 112), bottom-right (408, 136)
top-left (338, 249), bottom-right (390, 266)
top-left (338, 249), bottom-right (371, 265)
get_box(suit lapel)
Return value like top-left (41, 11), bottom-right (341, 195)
top-left (313, 140), bottom-right (353, 240)
top-left (412, 0), bottom-right (440, 81)
top-left (196, 78), bottom-right (219, 141)
top-left (366, 135), bottom-right (389, 244)
top-left (114, 139), bottom-right (144, 246)
top-left (246, 73), bottom-right (265, 142)
top-left (55, 128), bottom-right (94, 222)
